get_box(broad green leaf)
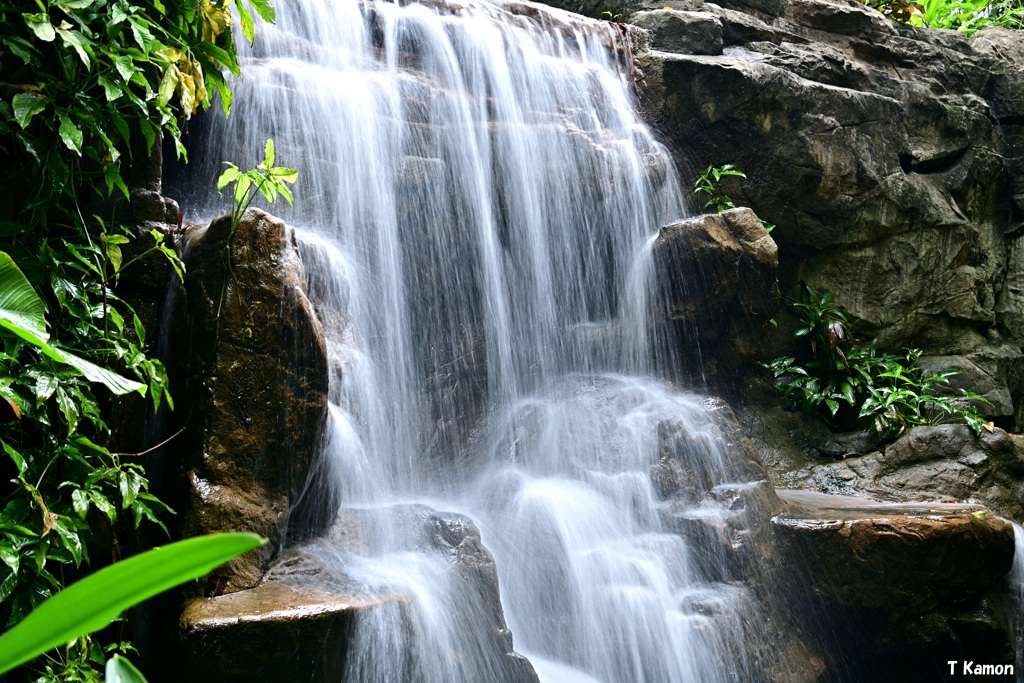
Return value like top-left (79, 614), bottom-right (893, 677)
top-left (113, 55), bottom-right (135, 82)
top-left (12, 94), bottom-right (47, 129)
top-left (98, 75), bottom-right (123, 102)
top-left (2, 441), bottom-right (27, 476)
top-left (57, 112), bottom-right (83, 155)
top-left (270, 166), bottom-right (298, 184)
top-left (248, 0), bottom-right (276, 24)
top-left (217, 165), bottom-right (240, 190)
top-left (0, 252), bottom-right (48, 345)
top-left (71, 489), bottom-right (90, 519)
top-left (106, 654), bottom-right (148, 683)
top-left (22, 14), bottom-right (56, 42)
top-left (57, 28), bottom-right (92, 69)
top-left (42, 344), bottom-right (146, 396)
top-left (0, 533), bottom-right (265, 675)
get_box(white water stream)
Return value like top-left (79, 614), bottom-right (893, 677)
top-left (177, 0), bottom-right (770, 680)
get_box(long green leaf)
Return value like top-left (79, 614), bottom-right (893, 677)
top-left (0, 533), bottom-right (265, 675)
top-left (0, 252), bottom-right (49, 344)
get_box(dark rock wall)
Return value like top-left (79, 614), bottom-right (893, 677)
top-left (621, 0), bottom-right (1024, 425)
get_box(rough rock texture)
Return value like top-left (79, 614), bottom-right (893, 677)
top-left (624, 0), bottom-right (1024, 426)
top-left (170, 209), bottom-right (330, 594)
top-left (778, 424), bottom-right (1024, 522)
top-left (187, 505), bottom-right (541, 683)
top-left (772, 490), bottom-right (1017, 680)
top-left (650, 207), bottom-right (780, 372)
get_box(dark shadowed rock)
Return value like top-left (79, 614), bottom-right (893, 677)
top-left (180, 581), bottom-right (391, 683)
top-left (171, 209), bottom-right (330, 594)
top-left (650, 207), bottom-right (780, 372)
top-left (772, 490), bottom-right (1016, 677)
top-left (632, 0), bottom-right (1016, 364)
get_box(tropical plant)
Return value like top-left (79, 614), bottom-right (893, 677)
top-left (1, 0), bottom-right (277, 678)
top-left (217, 138), bottom-right (298, 241)
top-left (0, 532), bottom-right (265, 679)
top-left (764, 285), bottom-right (990, 438)
top-left (693, 163), bottom-right (775, 232)
top-left (693, 163), bottom-right (746, 212)
top-left (862, 0), bottom-right (1023, 32)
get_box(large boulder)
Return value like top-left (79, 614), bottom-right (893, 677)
top-left (169, 208), bottom-right (330, 594)
top-left (180, 505), bottom-right (539, 683)
top-left (773, 490), bottom-right (1017, 680)
top-left (650, 207), bottom-right (780, 373)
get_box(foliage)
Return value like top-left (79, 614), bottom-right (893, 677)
top-left (693, 164), bottom-right (775, 233)
top-left (764, 284), bottom-right (990, 438)
top-left (0, 532), bottom-right (264, 677)
top-left (217, 138), bottom-right (298, 241)
top-left (694, 164), bottom-right (746, 212)
top-left (862, 0), bottom-right (1023, 33)
top-left (1, 0), bottom-right (277, 678)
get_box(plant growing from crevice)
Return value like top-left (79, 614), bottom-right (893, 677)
top-left (764, 284), bottom-right (991, 439)
top-left (693, 163), bottom-right (775, 233)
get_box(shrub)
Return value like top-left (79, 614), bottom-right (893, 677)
top-left (764, 285), bottom-right (990, 438)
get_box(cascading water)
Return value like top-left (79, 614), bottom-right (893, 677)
top-left (176, 0), bottom-right (764, 679)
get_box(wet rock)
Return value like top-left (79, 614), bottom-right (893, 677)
top-left (772, 490), bottom-right (1016, 677)
top-left (633, 0), bottom-right (1015, 363)
top-left (631, 9), bottom-right (723, 55)
top-left (170, 209), bottom-right (330, 594)
top-left (180, 581), bottom-right (391, 683)
top-left (779, 424), bottom-right (1024, 522)
top-left (650, 207), bottom-right (780, 373)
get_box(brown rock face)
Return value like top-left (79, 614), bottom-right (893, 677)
top-left (772, 490), bottom-right (1017, 680)
top-left (650, 207), bottom-right (780, 372)
top-left (172, 208), bottom-right (330, 594)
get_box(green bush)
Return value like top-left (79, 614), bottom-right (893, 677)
top-left (0, 0), bottom-right (276, 678)
top-left (764, 285), bottom-right (990, 438)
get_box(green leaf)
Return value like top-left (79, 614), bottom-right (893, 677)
top-left (56, 386), bottom-right (80, 435)
top-left (234, 0), bottom-right (255, 43)
top-left (216, 165), bottom-right (240, 190)
top-left (2, 441), bottom-right (27, 476)
top-left (0, 533), bottom-right (265, 675)
top-left (22, 14), bottom-right (56, 42)
top-left (263, 138), bottom-right (275, 168)
top-left (43, 344), bottom-right (146, 396)
top-left (270, 166), bottom-right (298, 184)
top-left (12, 94), bottom-right (47, 129)
top-left (113, 55), bottom-right (136, 82)
top-left (71, 489), bottom-right (90, 519)
top-left (106, 654), bottom-right (148, 683)
top-left (57, 112), bottom-right (84, 155)
top-left (0, 252), bottom-right (49, 345)
top-left (57, 28), bottom-right (92, 69)
top-left (98, 75), bottom-right (123, 102)
top-left (247, 0), bottom-right (276, 24)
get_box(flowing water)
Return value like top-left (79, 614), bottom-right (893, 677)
top-left (177, 0), bottom-right (765, 680)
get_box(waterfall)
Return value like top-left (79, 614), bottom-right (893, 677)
top-left (176, 0), bottom-right (761, 680)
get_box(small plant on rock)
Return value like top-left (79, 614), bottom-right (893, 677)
top-left (693, 164), bottom-right (775, 232)
top-left (217, 138), bottom-right (299, 241)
